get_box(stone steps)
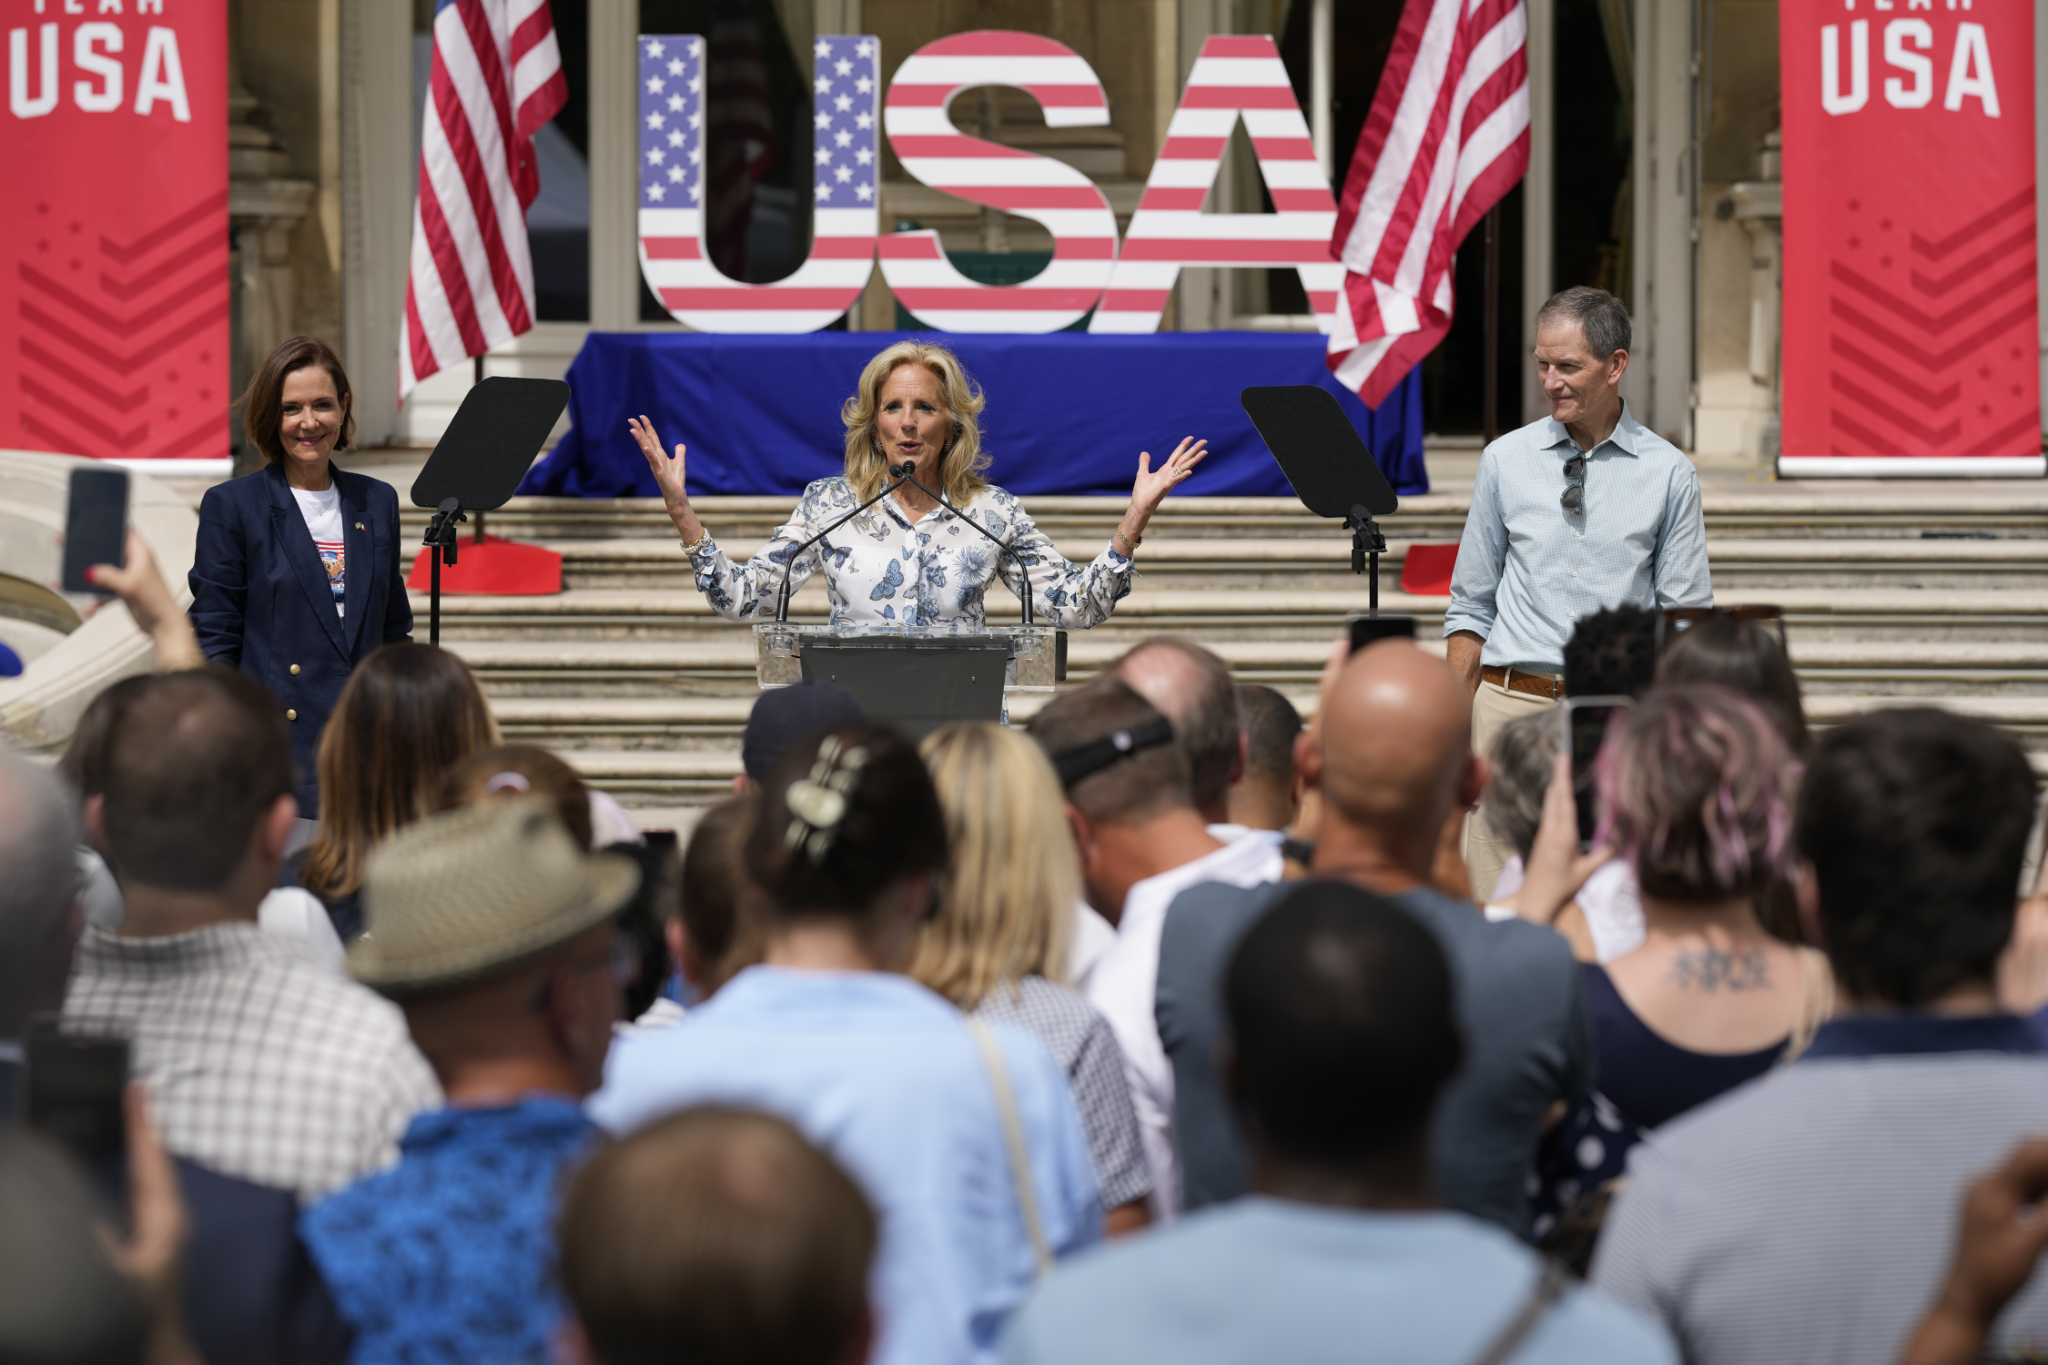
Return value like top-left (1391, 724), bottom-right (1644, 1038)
top-left (448, 636), bottom-right (2048, 702)
top-left (399, 489), bottom-right (2048, 545)
top-left (493, 692), bottom-right (2048, 753)
top-left (419, 585), bottom-right (2048, 644)
top-left (544, 535), bottom-right (2048, 593)
top-left (541, 713), bottom-right (2048, 806)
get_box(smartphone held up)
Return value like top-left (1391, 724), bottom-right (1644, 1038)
top-left (60, 465), bottom-right (131, 595)
top-left (1560, 695), bottom-right (1633, 851)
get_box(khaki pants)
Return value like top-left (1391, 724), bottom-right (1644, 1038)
top-left (1464, 679), bottom-right (1559, 901)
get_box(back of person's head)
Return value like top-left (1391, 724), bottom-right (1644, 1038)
top-left (1233, 684), bottom-right (1302, 821)
top-left (1112, 637), bottom-right (1240, 815)
top-left (1482, 709), bottom-right (1559, 860)
top-left (741, 682), bottom-right (864, 786)
top-left (1599, 684), bottom-right (1798, 903)
top-left (0, 749), bottom-right (84, 1037)
top-left (98, 668), bottom-right (294, 894)
top-left (908, 723), bottom-right (1080, 1008)
top-left (558, 1106), bottom-right (877, 1365)
top-left (0, 1128), bottom-right (148, 1364)
top-left (1797, 707), bottom-right (2037, 1009)
top-left (55, 674), bottom-right (154, 808)
top-left (1225, 880), bottom-right (1463, 1170)
top-left (1315, 643), bottom-right (1477, 852)
top-left (1656, 615), bottom-right (1809, 751)
top-left (440, 744), bottom-right (594, 849)
top-left (676, 795), bottom-right (764, 995)
top-left (1564, 605), bottom-right (1660, 699)
top-left (304, 642), bottom-right (497, 898)
top-left (744, 724), bottom-right (947, 921)
top-left (1027, 678), bottom-right (1191, 825)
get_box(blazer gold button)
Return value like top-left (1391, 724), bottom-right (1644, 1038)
top-left (289, 663), bottom-right (301, 676)
top-left (285, 708), bottom-right (298, 721)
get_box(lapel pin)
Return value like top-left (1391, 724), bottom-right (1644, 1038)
top-left (354, 521), bottom-right (366, 531)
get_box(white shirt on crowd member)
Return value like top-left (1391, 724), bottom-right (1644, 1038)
top-left (1085, 830), bottom-right (1284, 1221)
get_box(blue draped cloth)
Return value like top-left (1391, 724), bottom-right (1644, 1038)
top-left (519, 331), bottom-right (1426, 499)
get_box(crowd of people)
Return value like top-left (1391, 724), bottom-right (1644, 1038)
top-left (5, 291), bottom-right (2046, 1364)
top-left (8, 554), bottom-right (2048, 1364)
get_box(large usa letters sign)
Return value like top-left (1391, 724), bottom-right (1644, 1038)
top-left (635, 29), bottom-right (1341, 337)
top-left (1777, 1), bottom-right (2042, 477)
top-left (2, 0), bottom-right (229, 460)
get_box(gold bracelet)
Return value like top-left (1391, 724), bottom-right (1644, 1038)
top-left (679, 528), bottom-right (710, 553)
top-left (1112, 528), bottom-right (1141, 557)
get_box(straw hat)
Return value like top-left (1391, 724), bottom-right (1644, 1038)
top-left (348, 796), bottom-right (641, 992)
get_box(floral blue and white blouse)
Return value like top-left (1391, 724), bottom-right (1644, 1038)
top-left (688, 476), bottom-right (1135, 628)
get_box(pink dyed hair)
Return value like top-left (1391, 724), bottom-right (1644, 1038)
top-left (1595, 683), bottom-right (1801, 903)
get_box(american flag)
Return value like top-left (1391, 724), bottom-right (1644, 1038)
top-left (1089, 35), bottom-right (1342, 335)
top-left (639, 35), bottom-right (880, 331)
top-left (401, 0), bottom-right (567, 398)
top-left (1326, 0), bottom-right (1530, 406)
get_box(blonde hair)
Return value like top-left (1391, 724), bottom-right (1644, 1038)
top-left (908, 723), bottom-right (1079, 1009)
top-left (840, 340), bottom-right (991, 505)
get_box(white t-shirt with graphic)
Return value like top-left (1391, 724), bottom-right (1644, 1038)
top-left (290, 484), bottom-right (347, 618)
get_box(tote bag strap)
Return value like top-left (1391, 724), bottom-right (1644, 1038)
top-left (1466, 1259), bottom-right (1569, 1365)
top-left (967, 1018), bottom-right (1052, 1276)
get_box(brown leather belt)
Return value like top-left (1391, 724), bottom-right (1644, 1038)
top-left (1479, 665), bottom-right (1564, 701)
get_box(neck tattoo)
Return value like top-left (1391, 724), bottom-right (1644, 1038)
top-left (1671, 944), bottom-right (1769, 991)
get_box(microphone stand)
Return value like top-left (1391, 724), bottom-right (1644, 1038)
top-left (892, 468), bottom-right (1035, 627)
top-left (773, 463), bottom-right (916, 623)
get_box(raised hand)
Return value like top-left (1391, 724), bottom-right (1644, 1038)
top-left (627, 415), bottom-right (688, 507)
top-left (627, 414), bottom-right (705, 543)
top-left (1128, 435), bottom-right (1208, 523)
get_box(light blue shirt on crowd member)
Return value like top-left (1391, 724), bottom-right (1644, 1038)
top-left (592, 965), bottom-right (1104, 1365)
top-left (1000, 1198), bottom-right (1676, 1364)
top-left (1445, 404), bottom-right (1712, 671)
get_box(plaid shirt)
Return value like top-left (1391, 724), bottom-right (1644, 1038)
top-left (976, 975), bottom-right (1152, 1211)
top-left (64, 923), bottom-right (441, 1201)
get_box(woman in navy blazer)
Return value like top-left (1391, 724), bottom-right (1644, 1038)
top-left (189, 337), bottom-right (412, 817)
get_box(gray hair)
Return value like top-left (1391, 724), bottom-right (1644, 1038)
top-left (0, 749), bottom-right (84, 1039)
top-left (1536, 286), bottom-right (1631, 358)
top-left (1482, 711), bottom-right (1559, 859)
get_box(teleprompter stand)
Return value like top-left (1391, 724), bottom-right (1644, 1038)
top-left (411, 377), bottom-right (570, 645)
top-left (1241, 385), bottom-right (1400, 617)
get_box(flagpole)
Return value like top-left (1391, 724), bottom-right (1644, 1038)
top-left (1482, 205), bottom-right (1501, 444)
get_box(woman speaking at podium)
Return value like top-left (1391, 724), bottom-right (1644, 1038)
top-left (629, 340), bottom-right (1206, 628)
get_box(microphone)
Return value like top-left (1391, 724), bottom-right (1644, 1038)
top-left (772, 461), bottom-right (917, 623)
top-left (890, 465), bottom-right (1036, 627)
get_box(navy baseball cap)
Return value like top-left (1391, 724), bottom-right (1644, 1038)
top-left (741, 682), bottom-right (865, 783)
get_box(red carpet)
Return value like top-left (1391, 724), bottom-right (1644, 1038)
top-left (1399, 543), bottom-right (1459, 597)
top-left (405, 535), bottom-right (564, 596)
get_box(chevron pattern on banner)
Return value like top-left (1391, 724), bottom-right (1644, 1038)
top-left (13, 187), bottom-right (229, 459)
top-left (1822, 186), bottom-right (2039, 456)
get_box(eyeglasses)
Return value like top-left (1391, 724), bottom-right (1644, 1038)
top-left (1561, 455), bottom-right (1586, 514)
top-left (1657, 605), bottom-right (1789, 653)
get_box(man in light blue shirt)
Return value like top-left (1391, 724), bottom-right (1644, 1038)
top-left (1446, 286), bottom-right (1711, 896)
top-left (1001, 880), bottom-right (1674, 1365)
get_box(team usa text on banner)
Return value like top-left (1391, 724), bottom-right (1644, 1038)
top-left (637, 29), bottom-right (1344, 339)
top-left (2, 0), bottom-right (227, 460)
top-left (1777, 1), bottom-right (2042, 477)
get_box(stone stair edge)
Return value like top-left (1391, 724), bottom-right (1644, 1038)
top-left (416, 586), bottom-right (2048, 613)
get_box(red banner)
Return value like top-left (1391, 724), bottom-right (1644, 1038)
top-left (1, 3), bottom-right (229, 461)
top-left (1778, 2), bottom-right (2042, 476)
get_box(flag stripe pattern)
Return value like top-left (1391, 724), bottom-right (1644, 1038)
top-left (639, 35), bottom-right (880, 332)
top-left (401, 0), bottom-right (567, 398)
top-left (1326, 0), bottom-right (1530, 407)
top-left (880, 31), bottom-right (1117, 333)
top-left (1089, 35), bottom-right (1342, 335)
